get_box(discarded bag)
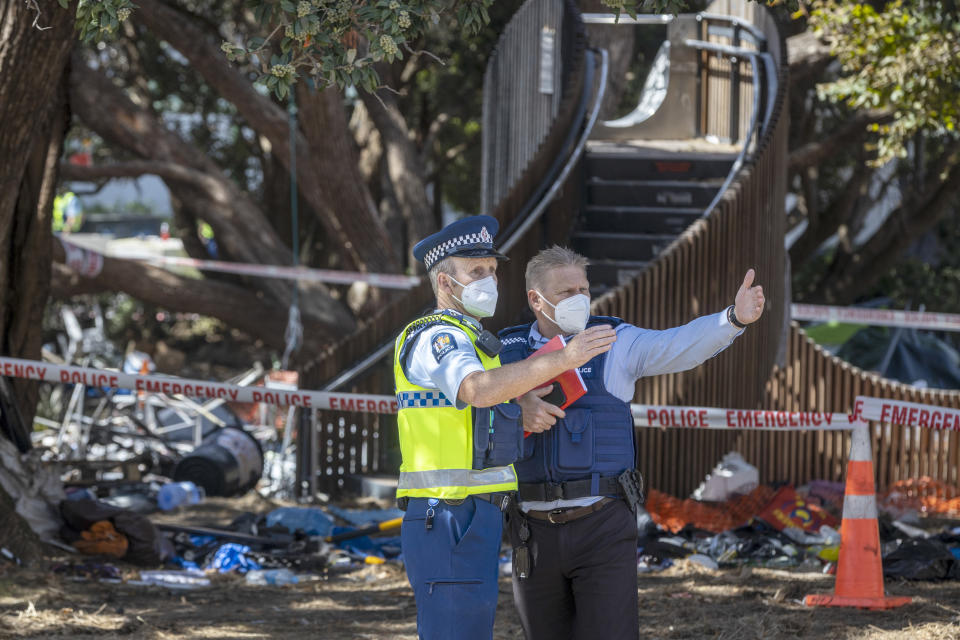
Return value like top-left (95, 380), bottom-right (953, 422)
top-left (60, 498), bottom-right (165, 565)
top-left (692, 452), bottom-right (759, 502)
top-left (883, 538), bottom-right (960, 581)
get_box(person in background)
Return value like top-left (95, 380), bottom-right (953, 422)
top-left (53, 189), bottom-right (84, 233)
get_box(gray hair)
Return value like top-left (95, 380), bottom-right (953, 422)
top-left (428, 257), bottom-right (457, 296)
top-left (525, 245), bottom-right (589, 291)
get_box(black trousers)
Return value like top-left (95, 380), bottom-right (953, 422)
top-left (507, 499), bottom-right (639, 640)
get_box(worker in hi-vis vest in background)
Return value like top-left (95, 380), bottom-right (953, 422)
top-left (53, 190), bottom-right (83, 233)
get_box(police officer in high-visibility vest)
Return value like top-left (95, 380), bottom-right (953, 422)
top-left (396, 216), bottom-right (617, 640)
top-left (53, 191), bottom-right (83, 233)
top-left (498, 246), bottom-right (766, 640)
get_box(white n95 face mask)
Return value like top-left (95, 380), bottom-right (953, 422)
top-left (538, 291), bottom-right (590, 334)
top-left (449, 275), bottom-right (499, 318)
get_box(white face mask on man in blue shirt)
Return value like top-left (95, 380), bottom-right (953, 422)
top-left (537, 291), bottom-right (590, 334)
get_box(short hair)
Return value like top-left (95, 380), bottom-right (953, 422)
top-left (428, 257), bottom-right (457, 296)
top-left (525, 246), bottom-right (589, 291)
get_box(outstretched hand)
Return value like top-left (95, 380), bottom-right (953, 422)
top-left (734, 269), bottom-right (765, 324)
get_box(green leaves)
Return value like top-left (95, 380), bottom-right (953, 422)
top-left (73, 0), bottom-right (135, 43)
top-left (220, 0), bottom-right (497, 98)
top-left (812, 0), bottom-right (960, 165)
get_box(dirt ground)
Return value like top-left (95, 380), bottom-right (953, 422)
top-left (4, 561), bottom-right (960, 639)
top-left (3, 496), bottom-right (960, 639)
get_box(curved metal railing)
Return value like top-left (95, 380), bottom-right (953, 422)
top-left (587, 0), bottom-right (790, 496)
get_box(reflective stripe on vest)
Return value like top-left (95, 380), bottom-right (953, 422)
top-left (397, 466), bottom-right (517, 492)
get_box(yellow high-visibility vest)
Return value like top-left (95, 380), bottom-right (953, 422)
top-left (394, 312), bottom-right (517, 499)
top-left (52, 192), bottom-right (73, 232)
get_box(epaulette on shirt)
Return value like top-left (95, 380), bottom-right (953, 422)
top-left (398, 311), bottom-right (481, 377)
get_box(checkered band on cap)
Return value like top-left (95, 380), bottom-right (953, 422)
top-left (423, 226), bottom-right (493, 270)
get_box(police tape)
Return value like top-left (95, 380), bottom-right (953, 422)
top-left (791, 303), bottom-right (960, 332)
top-left (632, 405), bottom-right (855, 431)
top-left (5, 355), bottom-right (959, 430)
top-left (0, 357), bottom-right (398, 413)
top-left (60, 239), bottom-right (422, 290)
top-left (856, 396), bottom-right (960, 431)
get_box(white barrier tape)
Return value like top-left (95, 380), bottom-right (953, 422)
top-left (60, 238), bottom-right (104, 278)
top-left (632, 405), bottom-right (854, 431)
top-left (60, 240), bottom-right (421, 290)
top-left (0, 357), bottom-right (398, 413)
top-left (7, 354), bottom-right (956, 430)
top-left (792, 303), bottom-right (960, 332)
top-left (856, 396), bottom-right (960, 431)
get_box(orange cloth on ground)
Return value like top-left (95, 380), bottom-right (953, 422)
top-left (73, 520), bottom-right (129, 558)
top-left (645, 485), bottom-right (776, 533)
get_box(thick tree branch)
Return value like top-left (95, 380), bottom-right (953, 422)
top-left (50, 240), bottom-right (326, 355)
top-left (788, 110), bottom-right (893, 171)
top-left (787, 31), bottom-right (833, 89)
top-left (60, 159), bottom-right (224, 192)
top-left (132, 0), bottom-right (399, 273)
top-left (810, 147), bottom-right (960, 304)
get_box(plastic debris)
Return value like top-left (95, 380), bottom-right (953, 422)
top-left (692, 452), bottom-right (759, 502)
top-left (135, 569), bottom-right (211, 589)
top-left (206, 543), bottom-right (261, 573)
top-left (245, 568), bottom-right (299, 585)
top-left (266, 506), bottom-right (335, 537)
top-left (157, 481), bottom-right (205, 511)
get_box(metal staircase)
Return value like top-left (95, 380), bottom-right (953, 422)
top-left (569, 7), bottom-right (776, 296)
top-left (576, 141), bottom-right (736, 294)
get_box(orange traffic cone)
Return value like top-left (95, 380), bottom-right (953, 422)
top-left (804, 419), bottom-right (911, 610)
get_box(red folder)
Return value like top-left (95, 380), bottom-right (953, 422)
top-left (527, 335), bottom-right (587, 410)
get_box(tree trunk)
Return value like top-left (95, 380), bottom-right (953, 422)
top-left (0, 0), bottom-right (76, 417)
top-left (0, 481), bottom-right (42, 565)
top-left (360, 84), bottom-right (436, 270)
top-left (131, 0), bottom-right (400, 274)
top-left (0, 0), bottom-right (78, 558)
top-left (49, 239), bottom-right (328, 353)
top-left (295, 83), bottom-right (403, 269)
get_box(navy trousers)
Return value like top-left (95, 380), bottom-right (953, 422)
top-left (402, 496), bottom-right (503, 640)
top-left (507, 499), bottom-right (639, 640)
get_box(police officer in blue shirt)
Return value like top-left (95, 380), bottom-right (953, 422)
top-left (396, 218), bottom-right (618, 640)
top-left (499, 245), bottom-right (766, 640)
